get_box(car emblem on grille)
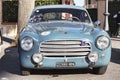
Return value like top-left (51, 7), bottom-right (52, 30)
top-left (80, 41), bottom-right (86, 46)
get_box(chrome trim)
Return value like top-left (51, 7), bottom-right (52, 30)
top-left (41, 52), bottom-right (89, 56)
top-left (40, 48), bottom-right (91, 52)
top-left (40, 40), bottom-right (91, 57)
top-left (41, 45), bottom-right (90, 48)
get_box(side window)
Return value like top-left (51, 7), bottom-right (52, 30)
top-left (81, 11), bottom-right (90, 23)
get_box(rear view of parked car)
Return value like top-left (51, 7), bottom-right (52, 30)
top-left (18, 5), bottom-right (111, 76)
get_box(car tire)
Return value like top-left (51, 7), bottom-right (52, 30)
top-left (93, 66), bottom-right (107, 75)
top-left (20, 67), bottom-right (30, 76)
top-left (21, 70), bottom-right (30, 76)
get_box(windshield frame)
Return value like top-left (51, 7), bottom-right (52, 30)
top-left (28, 8), bottom-right (92, 24)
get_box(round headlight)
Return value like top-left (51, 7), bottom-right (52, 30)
top-left (32, 54), bottom-right (43, 63)
top-left (96, 36), bottom-right (110, 50)
top-left (88, 52), bottom-right (98, 62)
top-left (41, 31), bottom-right (51, 36)
top-left (20, 36), bottom-right (33, 51)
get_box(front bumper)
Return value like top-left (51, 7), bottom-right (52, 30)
top-left (38, 56), bottom-right (88, 69)
top-left (20, 52), bottom-right (110, 69)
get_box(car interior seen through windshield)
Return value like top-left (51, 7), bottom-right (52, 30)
top-left (29, 8), bottom-right (90, 23)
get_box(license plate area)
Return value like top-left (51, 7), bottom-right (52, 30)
top-left (56, 62), bottom-right (75, 68)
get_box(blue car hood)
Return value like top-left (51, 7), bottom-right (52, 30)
top-left (25, 21), bottom-right (94, 40)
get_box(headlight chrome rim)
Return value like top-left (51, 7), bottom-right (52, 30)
top-left (88, 52), bottom-right (98, 62)
top-left (32, 54), bottom-right (43, 64)
top-left (20, 36), bottom-right (34, 51)
top-left (96, 35), bottom-right (110, 50)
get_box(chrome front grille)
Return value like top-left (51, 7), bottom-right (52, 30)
top-left (40, 40), bottom-right (91, 57)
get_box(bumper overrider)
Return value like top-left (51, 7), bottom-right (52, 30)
top-left (20, 40), bottom-right (111, 69)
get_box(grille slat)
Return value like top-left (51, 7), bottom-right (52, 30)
top-left (41, 45), bottom-right (90, 48)
top-left (40, 48), bottom-right (91, 52)
top-left (42, 41), bottom-right (82, 45)
top-left (40, 40), bottom-right (91, 57)
top-left (40, 52), bottom-right (89, 56)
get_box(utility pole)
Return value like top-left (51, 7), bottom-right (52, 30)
top-left (18, 0), bottom-right (35, 33)
top-left (104, 0), bottom-right (110, 31)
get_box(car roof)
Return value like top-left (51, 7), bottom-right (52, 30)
top-left (33, 5), bottom-right (86, 11)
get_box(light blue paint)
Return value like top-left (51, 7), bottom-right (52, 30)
top-left (18, 5), bottom-right (111, 70)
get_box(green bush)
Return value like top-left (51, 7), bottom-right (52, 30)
top-left (2, 0), bottom-right (61, 22)
top-left (35, 0), bottom-right (61, 6)
top-left (2, 1), bottom-right (18, 22)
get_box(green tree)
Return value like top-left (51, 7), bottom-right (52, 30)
top-left (2, 1), bottom-right (18, 22)
top-left (35, 0), bottom-right (61, 6)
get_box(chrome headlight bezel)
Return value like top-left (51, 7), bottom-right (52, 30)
top-left (32, 54), bottom-right (43, 63)
top-left (88, 52), bottom-right (98, 62)
top-left (20, 36), bottom-right (34, 51)
top-left (96, 35), bottom-right (110, 50)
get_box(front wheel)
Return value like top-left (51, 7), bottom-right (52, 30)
top-left (21, 70), bottom-right (30, 76)
top-left (20, 66), bottom-right (31, 76)
top-left (92, 66), bottom-right (108, 75)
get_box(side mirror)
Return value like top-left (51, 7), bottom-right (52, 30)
top-left (94, 21), bottom-right (101, 27)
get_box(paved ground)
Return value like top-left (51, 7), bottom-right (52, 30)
top-left (0, 37), bottom-right (120, 80)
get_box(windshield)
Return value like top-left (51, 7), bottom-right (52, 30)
top-left (29, 8), bottom-right (91, 23)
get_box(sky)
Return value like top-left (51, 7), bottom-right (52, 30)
top-left (74, 0), bottom-right (85, 6)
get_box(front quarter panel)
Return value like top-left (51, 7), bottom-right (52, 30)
top-left (18, 30), bottom-right (40, 68)
top-left (90, 27), bottom-right (111, 66)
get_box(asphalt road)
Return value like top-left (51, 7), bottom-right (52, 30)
top-left (0, 46), bottom-right (120, 80)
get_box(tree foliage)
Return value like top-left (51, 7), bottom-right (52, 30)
top-left (2, 1), bottom-right (18, 22)
top-left (35, 0), bottom-right (61, 6)
top-left (2, 0), bottom-right (61, 22)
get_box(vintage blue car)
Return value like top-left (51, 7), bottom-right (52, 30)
top-left (18, 5), bottom-right (111, 76)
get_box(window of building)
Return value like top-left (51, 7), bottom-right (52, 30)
top-left (88, 0), bottom-right (91, 4)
